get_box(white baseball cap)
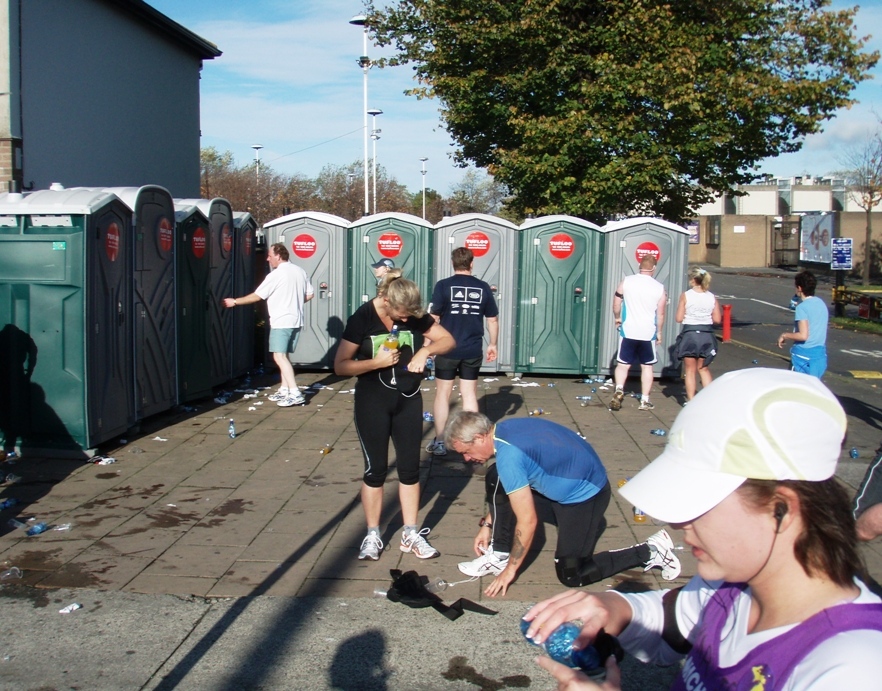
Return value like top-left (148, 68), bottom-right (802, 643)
top-left (619, 369), bottom-right (847, 524)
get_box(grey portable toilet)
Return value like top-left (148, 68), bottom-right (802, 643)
top-left (598, 217), bottom-right (690, 377)
top-left (0, 188), bottom-right (135, 455)
top-left (174, 202), bottom-right (213, 403)
top-left (348, 212), bottom-right (434, 315)
top-left (106, 186), bottom-right (177, 420)
top-left (263, 211), bottom-right (349, 369)
top-left (515, 215), bottom-right (604, 375)
top-left (232, 211), bottom-right (257, 378)
top-left (433, 213), bottom-right (519, 372)
top-left (177, 198), bottom-right (234, 387)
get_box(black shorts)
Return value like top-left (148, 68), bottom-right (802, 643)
top-left (616, 337), bottom-right (657, 365)
top-left (433, 355), bottom-right (482, 381)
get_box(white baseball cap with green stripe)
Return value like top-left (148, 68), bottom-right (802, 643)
top-left (618, 368), bottom-right (847, 524)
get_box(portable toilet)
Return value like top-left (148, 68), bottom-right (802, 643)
top-left (433, 213), bottom-right (519, 372)
top-left (177, 198), bottom-right (234, 387)
top-left (106, 186), bottom-right (177, 419)
top-left (0, 187), bottom-right (135, 455)
top-left (348, 212), bottom-right (434, 315)
top-left (515, 215), bottom-right (604, 375)
top-left (598, 217), bottom-right (690, 377)
top-left (263, 211), bottom-right (349, 369)
top-left (174, 202), bottom-right (213, 403)
top-left (232, 211), bottom-right (257, 377)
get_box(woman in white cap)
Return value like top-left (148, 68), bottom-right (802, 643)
top-left (523, 368), bottom-right (882, 690)
top-left (674, 266), bottom-right (721, 403)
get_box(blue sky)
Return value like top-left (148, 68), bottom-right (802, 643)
top-left (149, 0), bottom-right (882, 196)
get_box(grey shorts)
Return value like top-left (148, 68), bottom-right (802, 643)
top-left (269, 327), bottom-right (301, 354)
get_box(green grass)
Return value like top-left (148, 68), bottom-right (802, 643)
top-left (831, 316), bottom-right (882, 336)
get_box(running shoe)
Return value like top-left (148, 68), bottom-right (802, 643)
top-left (400, 527), bottom-right (440, 559)
top-left (426, 440), bottom-right (447, 457)
top-left (457, 547), bottom-right (509, 577)
top-left (358, 532), bottom-right (383, 561)
top-left (638, 400), bottom-right (655, 411)
top-left (609, 390), bottom-right (625, 411)
top-left (645, 529), bottom-right (681, 580)
top-left (267, 388), bottom-right (289, 402)
top-left (277, 392), bottom-right (306, 407)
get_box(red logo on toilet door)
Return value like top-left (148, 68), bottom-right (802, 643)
top-left (635, 242), bottom-right (661, 263)
top-left (192, 227), bottom-right (207, 258)
top-left (548, 233), bottom-right (575, 259)
top-left (378, 233), bottom-right (403, 258)
top-left (221, 223), bottom-right (233, 254)
top-left (291, 234), bottom-right (317, 259)
top-left (465, 231), bottom-right (491, 257)
top-left (158, 217), bottom-right (173, 254)
top-left (243, 228), bottom-right (253, 256)
top-left (105, 222), bottom-right (120, 262)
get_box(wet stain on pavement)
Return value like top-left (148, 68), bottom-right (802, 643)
top-left (211, 498), bottom-right (252, 516)
top-left (0, 584), bottom-right (51, 607)
top-left (45, 561), bottom-right (102, 588)
top-left (81, 484), bottom-right (166, 510)
top-left (4, 548), bottom-right (65, 571)
top-left (442, 656), bottom-right (530, 689)
top-left (96, 472), bottom-right (119, 479)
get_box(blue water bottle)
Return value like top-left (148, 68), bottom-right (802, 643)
top-left (520, 619), bottom-right (623, 679)
top-left (228, 419), bottom-right (236, 439)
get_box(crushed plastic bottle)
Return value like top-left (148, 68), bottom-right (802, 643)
top-left (752, 359), bottom-right (759, 365)
top-left (547, 382), bottom-right (555, 388)
top-left (520, 619), bottom-right (617, 677)
top-left (850, 447), bottom-right (860, 459)
top-left (0, 566), bottom-right (21, 580)
top-left (650, 429), bottom-right (667, 436)
top-left (423, 411), bottom-right (434, 422)
top-left (228, 419), bottom-right (236, 439)
top-left (59, 603), bottom-right (82, 614)
top-left (528, 408), bottom-right (544, 416)
top-left (424, 576), bottom-right (448, 594)
top-left (319, 444), bottom-right (334, 456)
top-left (25, 522), bottom-right (49, 536)
top-left (575, 396), bottom-right (593, 407)
top-left (0, 498), bottom-right (19, 510)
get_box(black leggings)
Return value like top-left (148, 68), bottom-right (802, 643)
top-left (354, 385), bottom-right (422, 488)
top-left (485, 464), bottom-right (650, 587)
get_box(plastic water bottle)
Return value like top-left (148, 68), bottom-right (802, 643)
top-left (26, 522), bottom-right (48, 536)
top-left (789, 294), bottom-right (801, 310)
top-left (383, 325), bottom-right (400, 351)
top-left (650, 429), bottom-right (667, 436)
top-left (633, 506), bottom-right (647, 523)
top-left (0, 498), bottom-right (18, 510)
top-left (520, 620), bottom-right (602, 672)
top-left (426, 356), bottom-right (435, 380)
top-left (228, 419), bottom-right (236, 439)
top-left (850, 447), bottom-right (859, 459)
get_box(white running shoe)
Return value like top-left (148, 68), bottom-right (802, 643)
top-left (644, 529), bottom-right (681, 580)
top-left (277, 392), bottom-right (306, 407)
top-left (267, 388), bottom-right (289, 402)
top-left (358, 532), bottom-right (383, 561)
top-left (400, 527), bottom-right (440, 559)
top-left (457, 546), bottom-right (510, 577)
top-left (425, 440), bottom-right (447, 456)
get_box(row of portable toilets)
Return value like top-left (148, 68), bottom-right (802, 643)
top-left (0, 186), bottom-right (689, 455)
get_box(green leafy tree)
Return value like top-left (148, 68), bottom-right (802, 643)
top-left (447, 169), bottom-right (510, 215)
top-left (839, 131), bottom-right (882, 284)
top-left (369, 0), bottom-right (878, 222)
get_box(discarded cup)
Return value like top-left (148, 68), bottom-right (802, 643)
top-left (425, 576), bottom-right (448, 594)
top-left (7, 518), bottom-right (26, 530)
top-left (373, 587), bottom-right (388, 598)
top-left (0, 566), bottom-right (21, 580)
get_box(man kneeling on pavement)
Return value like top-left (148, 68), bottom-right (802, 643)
top-left (445, 411), bottom-right (680, 597)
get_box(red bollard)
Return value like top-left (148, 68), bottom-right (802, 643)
top-left (722, 304), bottom-right (732, 342)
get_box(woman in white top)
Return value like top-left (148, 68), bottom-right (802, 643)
top-left (674, 267), bottom-right (721, 402)
top-left (523, 369), bottom-right (882, 691)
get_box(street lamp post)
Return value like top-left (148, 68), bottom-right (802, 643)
top-left (350, 15), bottom-right (371, 217)
top-left (368, 108), bottom-right (383, 215)
top-left (420, 157), bottom-right (428, 220)
top-left (252, 144), bottom-right (263, 183)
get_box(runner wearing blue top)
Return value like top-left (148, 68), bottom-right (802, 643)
top-left (445, 412), bottom-right (681, 597)
top-left (778, 270), bottom-right (828, 378)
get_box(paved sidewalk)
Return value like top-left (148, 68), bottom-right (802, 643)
top-left (1, 339), bottom-right (880, 690)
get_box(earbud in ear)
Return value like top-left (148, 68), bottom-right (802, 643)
top-left (774, 503), bottom-right (787, 525)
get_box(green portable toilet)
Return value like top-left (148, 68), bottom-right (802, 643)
top-left (174, 202), bottom-right (212, 403)
top-left (178, 198), bottom-right (234, 386)
top-left (106, 186), bottom-right (177, 419)
top-left (232, 211), bottom-right (257, 378)
top-left (515, 215), bottom-right (604, 375)
top-left (598, 217), bottom-right (690, 378)
top-left (263, 211), bottom-right (349, 369)
top-left (0, 188), bottom-right (135, 455)
top-left (348, 212), bottom-right (434, 315)
top-left (433, 213), bottom-right (519, 373)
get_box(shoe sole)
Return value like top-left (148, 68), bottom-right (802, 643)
top-left (358, 554), bottom-right (380, 561)
top-left (400, 545), bottom-right (440, 559)
top-left (277, 399), bottom-right (306, 407)
top-left (457, 565), bottom-right (506, 577)
top-left (609, 400), bottom-right (622, 411)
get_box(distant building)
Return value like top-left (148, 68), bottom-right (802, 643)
top-left (689, 176), bottom-right (878, 269)
top-left (0, 0), bottom-right (220, 197)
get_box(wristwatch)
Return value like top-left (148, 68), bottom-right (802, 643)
top-left (479, 518), bottom-right (492, 529)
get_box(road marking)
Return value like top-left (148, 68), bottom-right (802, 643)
top-left (849, 370), bottom-right (882, 379)
top-left (841, 350), bottom-right (882, 358)
top-left (750, 298), bottom-right (791, 312)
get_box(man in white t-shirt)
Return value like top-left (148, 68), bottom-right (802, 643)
top-left (610, 255), bottom-right (666, 411)
top-left (224, 242), bottom-right (314, 407)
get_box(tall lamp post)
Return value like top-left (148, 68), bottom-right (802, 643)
top-left (350, 14), bottom-right (371, 217)
top-left (368, 108), bottom-right (383, 215)
top-left (252, 144), bottom-right (263, 182)
top-left (420, 157), bottom-right (428, 220)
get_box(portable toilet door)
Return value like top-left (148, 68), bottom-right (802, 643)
top-left (232, 211), bottom-right (257, 378)
top-left (107, 186), bottom-right (177, 419)
top-left (178, 198), bottom-right (234, 387)
top-left (515, 216), bottom-right (604, 375)
top-left (0, 188), bottom-right (135, 454)
top-left (433, 213), bottom-right (519, 372)
top-left (263, 211), bottom-right (349, 369)
top-left (598, 217), bottom-right (690, 377)
top-left (174, 203), bottom-right (213, 403)
top-left (348, 212), bottom-right (434, 315)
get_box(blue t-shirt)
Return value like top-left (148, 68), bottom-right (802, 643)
top-left (430, 274), bottom-right (498, 359)
top-left (794, 296), bottom-right (828, 349)
top-left (493, 419), bottom-right (608, 504)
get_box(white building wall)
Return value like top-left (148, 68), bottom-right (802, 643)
top-left (791, 187), bottom-right (832, 212)
top-left (694, 193), bottom-right (724, 216)
top-left (737, 188), bottom-right (777, 215)
top-left (20, 0), bottom-right (203, 196)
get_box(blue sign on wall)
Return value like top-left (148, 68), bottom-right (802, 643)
top-left (831, 237), bottom-right (853, 270)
